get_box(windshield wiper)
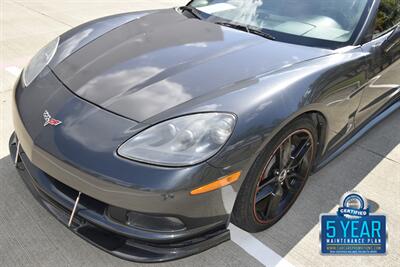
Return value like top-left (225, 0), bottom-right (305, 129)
top-left (179, 6), bottom-right (202, 20)
top-left (215, 21), bottom-right (276, 41)
top-left (215, 21), bottom-right (248, 32)
top-left (247, 26), bottom-right (276, 41)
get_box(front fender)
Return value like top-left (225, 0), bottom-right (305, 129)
top-left (206, 49), bottom-right (368, 169)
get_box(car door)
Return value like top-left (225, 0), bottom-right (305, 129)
top-left (355, 0), bottom-right (400, 125)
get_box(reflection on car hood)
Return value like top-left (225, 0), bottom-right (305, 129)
top-left (53, 9), bottom-right (332, 122)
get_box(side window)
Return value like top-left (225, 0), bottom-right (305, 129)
top-left (373, 0), bottom-right (400, 37)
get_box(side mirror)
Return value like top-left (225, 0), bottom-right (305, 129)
top-left (382, 25), bottom-right (400, 53)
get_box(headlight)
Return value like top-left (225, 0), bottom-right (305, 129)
top-left (22, 37), bottom-right (59, 86)
top-left (118, 113), bottom-right (236, 166)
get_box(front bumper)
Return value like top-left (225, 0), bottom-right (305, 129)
top-left (8, 70), bottom-right (240, 262)
top-left (9, 133), bottom-right (230, 262)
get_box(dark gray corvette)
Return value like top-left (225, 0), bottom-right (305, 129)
top-left (9, 0), bottom-right (399, 262)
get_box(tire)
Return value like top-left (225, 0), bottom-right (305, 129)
top-left (231, 116), bottom-right (317, 233)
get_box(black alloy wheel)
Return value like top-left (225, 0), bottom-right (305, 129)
top-left (253, 129), bottom-right (314, 223)
top-left (231, 117), bottom-right (317, 232)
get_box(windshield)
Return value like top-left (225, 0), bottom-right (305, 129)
top-left (188, 0), bottom-right (372, 48)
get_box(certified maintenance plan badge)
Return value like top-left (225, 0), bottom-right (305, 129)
top-left (320, 191), bottom-right (387, 254)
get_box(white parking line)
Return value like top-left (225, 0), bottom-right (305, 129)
top-left (5, 66), bottom-right (22, 77)
top-left (229, 224), bottom-right (295, 267)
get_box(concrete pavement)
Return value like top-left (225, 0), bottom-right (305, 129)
top-left (1, 1), bottom-right (399, 266)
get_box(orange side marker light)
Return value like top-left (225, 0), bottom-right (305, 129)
top-left (190, 171), bottom-right (241, 195)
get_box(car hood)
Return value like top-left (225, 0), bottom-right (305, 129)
top-left (53, 8), bottom-right (332, 122)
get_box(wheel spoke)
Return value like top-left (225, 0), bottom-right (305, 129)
top-left (287, 137), bottom-right (311, 170)
top-left (277, 146), bottom-right (283, 171)
top-left (264, 183), bottom-right (283, 219)
top-left (277, 137), bottom-right (292, 171)
top-left (282, 137), bottom-right (291, 170)
top-left (256, 185), bottom-right (274, 203)
top-left (256, 178), bottom-right (277, 203)
top-left (261, 157), bottom-right (276, 181)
